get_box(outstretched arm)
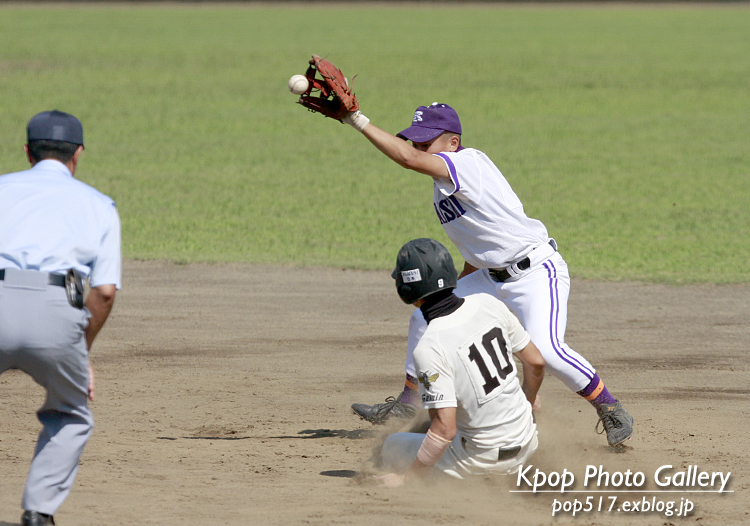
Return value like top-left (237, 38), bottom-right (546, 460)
top-left (357, 121), bottom-right (451, 181)
top-left (292, 55), bottom-right (452, 180)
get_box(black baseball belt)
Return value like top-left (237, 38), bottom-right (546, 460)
top-left (461, 437), bottom-right (522, 461)
top-left (0, 269), bottom-right (66, 287)
top-left (488, 239), bottom-right (557, 283)
top-left (496, 445), bottom-right (522, 461)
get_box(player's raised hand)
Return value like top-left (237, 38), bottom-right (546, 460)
top-left (293, 55), bottom-right (359, 122)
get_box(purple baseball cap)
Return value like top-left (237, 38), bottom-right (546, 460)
top-left (397, 102), bottom-right (462, 143)
top-left (27, 110), bottom-right (84, 146)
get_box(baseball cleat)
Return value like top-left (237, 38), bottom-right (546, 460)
top-left (596, 400), bottom-right (634, 447)
top-left (351, 396), bottom-right (417, 425)
top-left (22, 511), bottom-right (55, 526)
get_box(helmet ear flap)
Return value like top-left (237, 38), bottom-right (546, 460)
top-left (397, 284), bottom-right (413, 304)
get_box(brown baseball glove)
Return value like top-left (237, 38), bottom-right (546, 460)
top-left (297, 55), bottom-right (358, 121)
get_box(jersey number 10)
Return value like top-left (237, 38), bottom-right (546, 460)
top-left (468, 327), bottom-right (514, 396)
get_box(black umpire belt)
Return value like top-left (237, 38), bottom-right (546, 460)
top-left (0, 269), bottom-right (66, 287)
top-left (488, 240), bottom-right (557, 283)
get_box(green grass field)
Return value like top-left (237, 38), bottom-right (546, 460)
top-left (0, 3), bottom-right (748, 283)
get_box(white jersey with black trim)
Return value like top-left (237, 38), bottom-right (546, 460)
top-left (413, 293), bottom-right (536, 450)
top-left (432, 147), bottom-right (548, 269)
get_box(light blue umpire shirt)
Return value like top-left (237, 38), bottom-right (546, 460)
top-left (0, 159), bottom-right (121, 289)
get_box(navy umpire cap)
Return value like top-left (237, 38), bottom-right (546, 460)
top-left (27, 110), bottom-right (84, 146)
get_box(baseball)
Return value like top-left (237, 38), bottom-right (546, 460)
top-left (288, 74), bottom-right (309, 95)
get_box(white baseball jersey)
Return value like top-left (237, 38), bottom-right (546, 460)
top-left (413, 293), bottom-right (536, 451)
top-left (432, 147), bottom-right (549, 269)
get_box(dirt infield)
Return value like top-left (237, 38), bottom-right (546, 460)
top-left (1, 260), bottom-right (748, 525)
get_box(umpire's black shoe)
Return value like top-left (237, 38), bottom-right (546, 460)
top-left (352, 396), bottom-right (417, 425)
top-left (22, 511), bottom-right (55, 526)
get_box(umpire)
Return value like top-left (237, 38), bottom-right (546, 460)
top-left (0, 110), bottom-right (121, 526)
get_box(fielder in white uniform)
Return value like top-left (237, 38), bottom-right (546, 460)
top-left (0, 111), bottom-right (121, 526)
top-left (343, 102), bottom-right (633, 447)
top-left (376, 239), bottom-right (544, 486)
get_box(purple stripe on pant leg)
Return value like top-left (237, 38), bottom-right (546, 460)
top-left (543, 261), bottom-right (595, 379)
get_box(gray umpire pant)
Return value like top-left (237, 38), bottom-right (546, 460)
top-left (0, 269), bottom-right (93, 515)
